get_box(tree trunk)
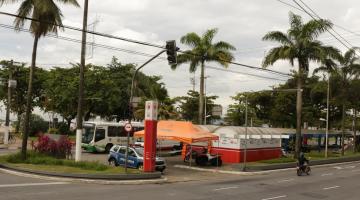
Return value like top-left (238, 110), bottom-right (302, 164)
top-left (353, 109), bottom-right (357, 153)
top-left (21, 35), bottom-right (39, 160)
top-left (341, 103), bottom-right (346, 156)
top-left (15, 112), bottom-right (21, 134)
top-left (198, 61), bottom-right (205, 125)
top-left (295, 64), bottom-right (303, 159)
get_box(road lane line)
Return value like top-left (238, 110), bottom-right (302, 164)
top-left (323, 185), bottom-right (340, 190)
top-left (0, 182), bottom-right (69, 188)
top-left (261, 195), bottom-right (287, 200)
top-left (344, 166), bottom-right (355, 169)
top-left (321, 173), bottom-right (334, 176)
top-left (277, 178), bottom-right (294, 183)
top-left (213, 186), bottom-right (238, 191)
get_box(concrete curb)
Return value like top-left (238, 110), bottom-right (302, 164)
top-left (0, 164), bottom-right (167, 185)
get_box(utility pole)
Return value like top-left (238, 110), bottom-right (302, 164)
top-left (325, 73), bottom-right (330, 158)
top-left (75, 0), bottom-right (89, 162)
top-left (242, 94), bottom-right (248, 171)
top-left (204, 76), bottom-right (209, 125)
top-left (4, 60), bottom-right (13, 145)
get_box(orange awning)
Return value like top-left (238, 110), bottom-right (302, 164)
top-left (134, 120), bottom-right (219, 144)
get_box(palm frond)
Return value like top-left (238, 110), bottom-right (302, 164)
top-left (14, 0), bottom-right (33, 30)
top-left (56, 0), bottom-right (80, 7)
top-left (202, 28), bottom-right (218, 45)
top-left (262, 31), bottom-right (292, 46)
top-left (0, 0), bottom-right (20, 6)
top-left (180, 32), bottom-right (201, 48)
top-left (262, 46), bottom-right (295, 68)
top-left (301, 19), bottom-right (332, 40)
top-left (213, 41), bottom-right (236, 51)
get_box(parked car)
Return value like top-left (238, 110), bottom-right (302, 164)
top-left (108, 145), bottom-right (166, 172)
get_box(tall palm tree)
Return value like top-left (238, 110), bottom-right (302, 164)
top-left (172, 28), bottom-right (236, 124)
top-left (335, 48), bottom-right (360, 155)
top-left (262, 12), bottom-right (339, 158)
top-left (1, 0), bottom-right (79, 159)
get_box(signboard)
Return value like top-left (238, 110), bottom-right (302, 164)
top-left (212, 105), bottom-right (222, 116)
top-left (8, 79), bottom-right (17, 88)
top-left (145, 101), bottom-right (158, 120)
top-left (124, 123), bottom-right (132, 132)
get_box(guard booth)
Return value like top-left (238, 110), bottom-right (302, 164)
top-left (198, 126), bottom-right (290, 163)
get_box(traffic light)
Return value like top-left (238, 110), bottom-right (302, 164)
top-left (166, 40), bottom-right (177, 65)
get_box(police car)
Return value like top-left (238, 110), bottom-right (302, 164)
top-left (108, 145), bottom-right (166, 172)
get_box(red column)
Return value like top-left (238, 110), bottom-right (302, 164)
top-left (143, 120), bottom-right (157, 172)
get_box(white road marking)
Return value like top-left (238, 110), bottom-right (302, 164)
top-left (0, 182), bottom-right (69, 188)
top-left (213, 186), bottom-right (238, 191)
top-left (344, 166), bottom-right (356, 169)
top-left (323, 185), bottom-right (340, 190)
top-left (321, 173), bottom-right (334, 176)
top-left (333, 166), bottom-right (343, 170)
top-left (277, 178), bottom-right (294, 183)
top-left (261, 195), bottom-right (287, 200)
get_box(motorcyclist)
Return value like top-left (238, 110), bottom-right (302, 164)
top-left (298, 151), bottom-right (309, 169)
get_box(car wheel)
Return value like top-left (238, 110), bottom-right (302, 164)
top-left (109, 158), bottom-right (118, 167)
top-left (105, 144), bottom-right (113, 153)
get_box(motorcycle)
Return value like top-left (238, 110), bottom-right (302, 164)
top-left (297, 161), bottom-right (311, 176)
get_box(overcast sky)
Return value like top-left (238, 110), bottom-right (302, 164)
top-left (0, 0), bottom-right (359, 120)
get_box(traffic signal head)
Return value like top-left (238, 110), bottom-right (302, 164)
top-left (166, 40), bottom-right (177, 65)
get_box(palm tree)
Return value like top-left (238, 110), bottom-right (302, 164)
top-left (262, 12), bottom-right (339, 158)
top-left (172, 28), bottom-right (236, 124)
top-left (1, 0), bottom-right (79, 159)
top-left (335, 49), bottom-right (360, 155)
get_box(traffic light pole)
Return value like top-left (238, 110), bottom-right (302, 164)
top-left (126, 49), bottom-right (166, 173)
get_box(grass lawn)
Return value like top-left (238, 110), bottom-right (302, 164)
top-left (248, 151), bottom-right (360, 166)
top-left (0, 151), bottom-right (139, 174)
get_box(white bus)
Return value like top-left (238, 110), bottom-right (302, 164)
top-left (81, 121), bottom-right (144, 153)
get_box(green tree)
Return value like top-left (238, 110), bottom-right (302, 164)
top-left (172, 28), bottom-right (235, 124)
top-left (0, 0), bottom-right (80, 159)
top-left (262, 12), bottom-right (338, 157)
top-left (175, 90), bottom-right (218, 123)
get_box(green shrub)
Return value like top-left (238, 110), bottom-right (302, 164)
top-left (47, 128), bottom-right (59, 135)
top-left (57, 122), bottom-right (71, 135)
top-left (5, 151), bottom-right (109, 171)
top-left (20, 114), bottom-right (49, 136)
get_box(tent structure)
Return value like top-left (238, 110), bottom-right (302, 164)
top-left (134, 120), bottom-right (219, 144)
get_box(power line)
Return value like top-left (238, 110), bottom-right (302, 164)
top-left (0, 11), bottom-right (292, 78)
top-left (296, 0), bottom-right (356, 50)
top-left (291, 0), bottom-right (356, 54)
top-left (276, 0), bottom-right (360, 42)
top-left (206, 65), bottom-right (288, 81)
top-left (0, 23), bottom-right (288, 81)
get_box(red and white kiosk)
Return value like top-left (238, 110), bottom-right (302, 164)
top-left (143, 101), bottom-right (158, 172)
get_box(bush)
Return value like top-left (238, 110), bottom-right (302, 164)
top-left (47, 128), bottom-right (59, 135)
top-left (20, 114), bottom-right (49, 136)
top-left (35, 135), bottom-right (72, 159)
top-left (5, 151), bottom-right (109, 171)
top-left (57, 122), bottom-right (71, 135)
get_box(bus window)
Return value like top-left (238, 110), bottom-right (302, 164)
top-left (94, 128), bottom-right (105, 142)
top-left (108, 126), bottom-right (121, 137)
top-left (82, 125), bottom-right (95, 144)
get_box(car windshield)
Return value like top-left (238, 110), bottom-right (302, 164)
top-left (134, 148), bottom-right (144, 157)
top-left (82, 125), bottom-right (95, 144)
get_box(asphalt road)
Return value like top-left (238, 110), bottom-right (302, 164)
top-left (1, 161), bottom-right (360, 200)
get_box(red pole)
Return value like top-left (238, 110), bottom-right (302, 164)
top-left (143, 101), bottom-right (158, 172)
